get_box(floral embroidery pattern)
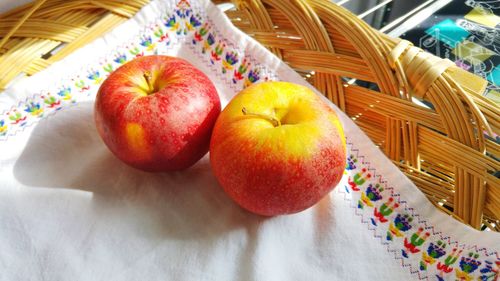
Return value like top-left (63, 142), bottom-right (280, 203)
top-left (0, 1), bottom-right (497, 280)
top-left (0, 119), bottom-right (7, 136)
top-left (342, 143), bottom-right (499, 280)
top-left (0, 0), bottom-right (267, 140)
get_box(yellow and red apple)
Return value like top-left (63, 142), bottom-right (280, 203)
top-left (210, 82), bottom-right (346, 216)
top-left (95, 55), bottom-right (220, 172)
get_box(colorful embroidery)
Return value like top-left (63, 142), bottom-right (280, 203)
top-left (42, 94), bottom-right (61, 110)
top-left (420, 240), bottom-right (447, 271)
top-left (0, 119), bottom-right (7, 136)
top-left (113, 52), bottom-right (128, 64)
top-left (436, 248), bottom-right (462, 280)
top-left (140, 34), bottom-right (156, 51)
top-left (342, 146), bottom-right (499, 280)
top-left (245, 68), bottom-right (261, 87)
top-left (479, 260), bottom-right (499, 281)
top-left (455, 252), bottom-right (482, 280)
top-left (388, 213), bottom-right (412, 241)
top-left (210, 40), bottom-right (225, 64)
top-left (232, 58), bottom-right (249, 83)
top-left (347, 167), bottom-right (371, 191)
top-left (7, 109), bottom-right (27, 126)
top-left (202, 32), bottom-right (214, 54)
top-left (24, 101), bottom-right (44, 117)
top-left (222, 50), bottom-right (238, 74)
top-left (0, 1), bottom-right (497, 280)
top-left (403, 227), bottom-right (430, 257)
top-left (153, 24), bottom-right (170, 44)
top-left (193, 23), bottom-right (209, 45)
top-left (128, 42), bottom-right (143, 57)
top-left (358, 183), bottom-right (383, 208)
top-left (87, 68), bottom-right (103, 85)
top-left (0, 0), bottom-right (268, 141)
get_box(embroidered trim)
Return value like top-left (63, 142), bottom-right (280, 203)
top-left (341, 142), bottom-right (499, 280)
top-left (0, 0), bottom-right (274, 140)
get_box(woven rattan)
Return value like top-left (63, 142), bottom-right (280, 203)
top-left (0, 0), bottom-right (149, 89)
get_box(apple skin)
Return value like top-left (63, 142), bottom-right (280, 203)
top-left (210, 82), bottom-right (346, 216)
top-left (95, 55), bottom-right (221, 172)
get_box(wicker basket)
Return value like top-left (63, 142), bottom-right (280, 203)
top-left (0, 0), bottom-right (499, 231)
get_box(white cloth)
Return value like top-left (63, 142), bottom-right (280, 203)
top-left (0, 1), bottom-right (498, 280)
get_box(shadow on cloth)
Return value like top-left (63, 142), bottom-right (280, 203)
top-left (13, 101), bottom-right (265, 241)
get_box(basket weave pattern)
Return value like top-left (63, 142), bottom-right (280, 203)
top-left (0, 0), bottom-right (499, 230)
top-left (0, 0), bottom-right (149, 90)
top-left (218, 0), bottom-right (500, 230)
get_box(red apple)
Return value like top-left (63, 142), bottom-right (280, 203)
top-left (210, 82), bottom-right (346, 216)
top-left (95, 55), bottom-right (220, 172)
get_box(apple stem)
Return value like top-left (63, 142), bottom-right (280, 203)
top-left (143, 71), bottom-right (153, 93)
top-left (242, 107), bottom-right (281, 127)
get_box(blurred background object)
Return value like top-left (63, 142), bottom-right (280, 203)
top-left (335, 0), bottom-right (500, 104)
